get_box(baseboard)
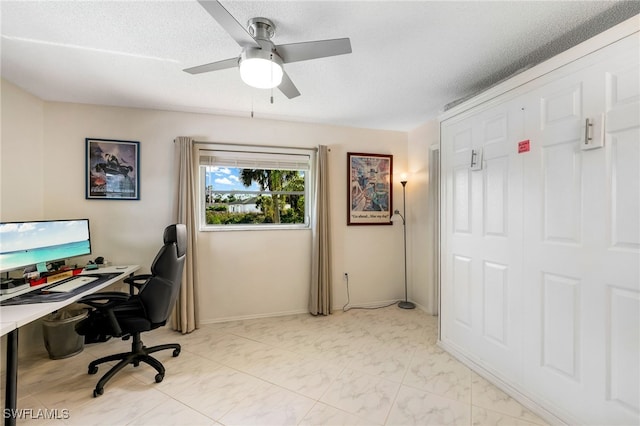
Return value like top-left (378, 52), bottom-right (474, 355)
top-left (198, 299), bottom-right (436, 328)
top-left (199, 308), bottom-right (309, 324)
top-left (438, 340), bottom-right (574, 426)
top-left (411, 300), bottom-right (436, 315)
top-left (199, 298), bottom-right (429, 323)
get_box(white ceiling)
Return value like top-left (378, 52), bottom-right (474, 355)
top-left (1, 1), bottom-right (638, 132)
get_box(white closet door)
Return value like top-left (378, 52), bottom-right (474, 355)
top-left (473, 102), bottom-right (525, 380)
top-left (522, 36), bottom-right (639, 425)
top-left (441, 114), bottom-right (476, 351)
top-left (441, 99), bottom-right (524, 381)
top-left (592, 39), bottom-right (639, 423)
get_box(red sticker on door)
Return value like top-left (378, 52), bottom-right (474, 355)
top-left (518, 140), bottom-right (530, 153)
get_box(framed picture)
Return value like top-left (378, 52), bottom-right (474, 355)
top-left (347, 152), bottom-right (393, 225)
top-left (86, 138), bottom-right (140, 200)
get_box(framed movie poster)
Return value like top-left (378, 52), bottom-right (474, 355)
top-left (86, 138), bottom-right (140, 200)
top-left (347, 152), bottom-right (393, 225)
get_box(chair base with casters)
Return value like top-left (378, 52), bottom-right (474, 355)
top-left (88, 332), bottom-right (181, 397)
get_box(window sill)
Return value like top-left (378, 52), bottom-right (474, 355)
top-left (200, 224), bottom-right (311, 232)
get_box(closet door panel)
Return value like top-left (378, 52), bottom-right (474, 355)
top-left (483, 149), bottom-right (509, 237)
top-left (441, 101), bottom-right (524, 381)
top-left (607, 61), bottom-right (640, 251)
top-left (608, 287), bottom-right (640, 413)
top-left (609, 130), bottom-right (639, 248)
top-left (523, 68), bottom-right (597, 421)
top-left (541, 272), bottom-right (581, 380)
top-left (474, 104), bottom-right (523, 380)
top-left (599, 52), bottom-right (640, 421)
top-left (452, 254), bottom-right (473, 327)
top-left (523, 37), bottom-right (640, 425)
top-left (482, 260), bottom-right (509, 345)
top-left (453, 165), bottom-right (472, 234)
top-left (522, 67), bottom-right (596, 421)
top-left (441, 118), bottom-right (477, 351)
top-left (541, 142), bottom-right (582, 243)
top-left (582, 41), bottom-right (639, 424)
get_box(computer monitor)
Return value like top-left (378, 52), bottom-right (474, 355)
top-left (0, 219), bottom-right (92, 273)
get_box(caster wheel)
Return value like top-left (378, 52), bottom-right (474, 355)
top-left (93, 388), bottom-right (103, 398)
top-left (88, 366), bottom-right (98, 375)
top-left (172, 348), bottom-right (181, 357)
top-left (155, 373), bottom-right (164, 383)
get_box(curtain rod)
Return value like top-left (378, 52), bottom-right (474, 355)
top-left (176, 139), bottom-right (318, 152)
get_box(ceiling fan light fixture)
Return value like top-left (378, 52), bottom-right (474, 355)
top-left (240, 49), bottom-right (283, 89)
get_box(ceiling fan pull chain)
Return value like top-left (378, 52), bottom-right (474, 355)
top-left (270, 53), bottom-right (275, 105)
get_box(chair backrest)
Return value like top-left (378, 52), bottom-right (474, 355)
top-left (138, 224), bottom-right (187, 324)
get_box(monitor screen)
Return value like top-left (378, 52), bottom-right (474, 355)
top-left (0, 219), bottom-right (91, 273)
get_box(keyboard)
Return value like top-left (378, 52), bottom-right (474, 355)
top-left (47, 276), bottom-right (98, 293)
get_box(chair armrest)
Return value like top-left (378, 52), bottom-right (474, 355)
top-left (78, 291), bottom-right (130, 309)
top-left (77, 292), bottom-right (130, 337)
top-left (123, 274), bottom-right (151, 294)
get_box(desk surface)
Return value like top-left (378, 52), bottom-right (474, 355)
top-left (1, 321), bottom-right (16, 336)
top-left (0, 265), bottom-right (139, 333)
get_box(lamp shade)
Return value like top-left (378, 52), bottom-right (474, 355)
top-left (240, 49), bottom-right (283, 89)
top-left (391, 209), bottom-right (404, 223)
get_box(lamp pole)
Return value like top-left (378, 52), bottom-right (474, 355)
top-left (397, 179), bottom-right (415, 309)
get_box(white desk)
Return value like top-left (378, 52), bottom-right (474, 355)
top-left (1, 265), bottom-right (139, 426)
top-left (0, 321), bottom-right (16, 336)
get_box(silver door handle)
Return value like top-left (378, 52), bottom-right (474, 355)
top-left (585, 118), bottom-right (593, 145)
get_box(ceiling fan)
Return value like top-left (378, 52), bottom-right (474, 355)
top-left (184, 0), bottom-right (352, 99)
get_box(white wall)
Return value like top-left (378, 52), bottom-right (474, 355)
top-left (1, 79), bottom-right (45, 220)
top-left (2, 80), bottom-right (411, 325)
top-left (1, 80), bottom-right (47, 355)
top-left (407, 119), bottom-right (440, 313)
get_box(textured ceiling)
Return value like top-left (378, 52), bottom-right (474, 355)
top-left (1, 1), bottom-right (638, 131)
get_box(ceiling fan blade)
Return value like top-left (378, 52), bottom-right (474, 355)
top-left (278, 71), bottom-right (300, 99)
top-left (183, 57), bottom-right (239, 74)
top-left (197, 0), bottom-right (260, 48)
top-left (276, 38), bottom-right (352, 64)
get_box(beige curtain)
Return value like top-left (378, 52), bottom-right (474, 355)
top-left (172, 136), bottom-right (199, 333)
top-left (309, 145), bottom-right (332, 315)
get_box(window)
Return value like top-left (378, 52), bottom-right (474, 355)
top-left (198, 144), bottom-right (315, 230)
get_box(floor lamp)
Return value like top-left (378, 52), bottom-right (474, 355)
top-left (394, 178), bottom-right (415, 309)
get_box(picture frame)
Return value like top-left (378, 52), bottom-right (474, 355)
top-left (86, 138), bottom-right (140, 200)
top-left (347, 152), bottom-right (393, 225)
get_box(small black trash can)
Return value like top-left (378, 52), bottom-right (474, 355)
top-left (42, 310), bottom-right (88, 359)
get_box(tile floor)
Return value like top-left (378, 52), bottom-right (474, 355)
top-left (2, 307), bottom-right (549, 425)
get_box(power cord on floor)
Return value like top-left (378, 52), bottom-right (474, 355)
top-left (342, 273), bottom-right (399, 312)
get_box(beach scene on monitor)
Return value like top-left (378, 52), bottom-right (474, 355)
top-left (0, 220), bottom-right (91, 272)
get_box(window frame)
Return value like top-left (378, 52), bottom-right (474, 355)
top-left (197, 143), bottom-right (316, 232)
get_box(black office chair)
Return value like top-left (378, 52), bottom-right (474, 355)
top-left (76, 224), bottom-right (187, 397)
